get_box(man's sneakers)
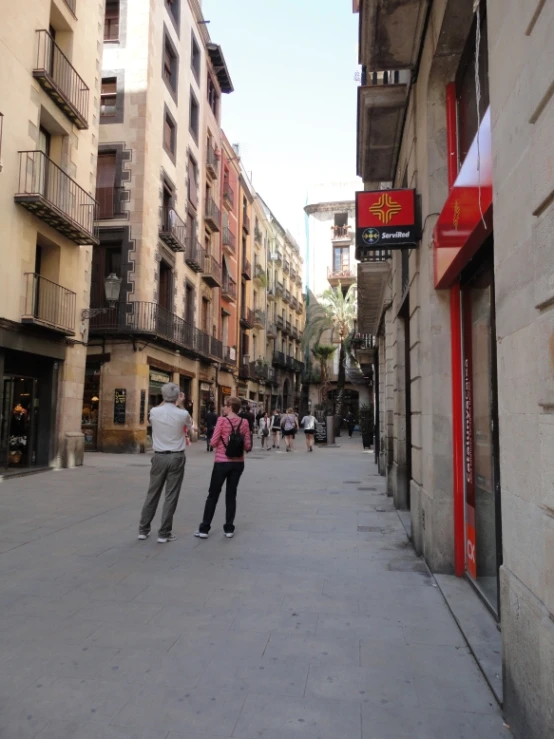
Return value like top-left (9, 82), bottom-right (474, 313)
top-left (137, 533), bottom-right (149, 540)
top-left (224, 532), bottom-right (234, 539)
top-left (194, 531), bottom-right (208, 539)
top-left (157, 534), bottom-right (177, 543)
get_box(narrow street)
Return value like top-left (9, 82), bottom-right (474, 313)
top-left (0, 438), bottom-right (509, 739)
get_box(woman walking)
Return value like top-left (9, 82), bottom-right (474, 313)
top-left (281, 407), bottom-right (299, 452)
top-left (301, 411), bottom-right (317, 452)
top-left (194, 396), bottom-right (251, 540)
top-left (270, 409), bottom-right (282, 449)
top-left (258, 411), bottom-right (271, 450)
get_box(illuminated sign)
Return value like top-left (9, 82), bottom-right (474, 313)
top-left (355, 189), bottom-right (417, 258)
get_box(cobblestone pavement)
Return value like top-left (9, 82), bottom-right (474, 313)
top-left (0, 436), bottom-right (511, 738)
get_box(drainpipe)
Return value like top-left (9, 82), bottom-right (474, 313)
top-left (446, 82), bottom-right (465, 577)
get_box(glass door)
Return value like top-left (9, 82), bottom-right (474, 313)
top-left (0, 377), bottom-right (38, 469)
top-left (462, 259), bottom-right (502, 615)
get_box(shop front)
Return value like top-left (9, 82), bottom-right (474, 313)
top-left (434, 105), bottom-right (502, 616)
top-left (82, 363), bottom-right (101, 451)
top-left (199, 381), bottom-right (215, 433)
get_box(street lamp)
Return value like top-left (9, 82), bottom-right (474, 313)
top-left (81, 273), bottom-right (122, 320)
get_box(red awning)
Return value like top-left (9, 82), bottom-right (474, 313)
top-left (433, 108), bottom-right (493, 288)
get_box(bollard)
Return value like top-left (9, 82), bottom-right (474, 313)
top-left (326, 416), bottom-right (335, 446)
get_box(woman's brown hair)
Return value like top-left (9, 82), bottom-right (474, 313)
top-left (226, 396), bottom-right (241, 413)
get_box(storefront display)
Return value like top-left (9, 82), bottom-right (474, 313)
top-left (82, 364), bottom-right (101, 451)
top-left (0, 376), bottom-right (38, 468)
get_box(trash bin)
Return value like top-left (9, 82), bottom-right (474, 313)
top-left (326, 416), bottom-right (335, 446)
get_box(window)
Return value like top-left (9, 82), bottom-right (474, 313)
top-left (104, 0), bottom-right (120, 41)
top-left (191, 33), bottom-right (201, 82)
top-left (166, 0), bottom-right (179, 26)
top-left (333, 247), bottom-right (350, 273)
top-left (159, 261), bottom-right (172, 311)
top-left (100, 78), bottom-right (117, 118)
top-left (189, 89), bottom-right (199, 141)
top-left (207, 75), bottom-right (219, 117)
top-left (96, 152), bottom-right (116, 219)
top-left (334, 212), bottom-right (348, 227)
top-left (201, 298), bottom-right (210, 333)
top-left (163, 109), bottom-right (176, 159)
top-left (162, 180), bottom-right (174, 210)
top-left (185, 282), bottom-right (195, 324)
top-left (187, 155), bottom-right (198, 207)
top-left (163, 36), bottom-right (178, 94)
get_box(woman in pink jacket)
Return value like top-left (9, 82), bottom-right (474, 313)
top-left (194, 396), bottom-right (252, 539)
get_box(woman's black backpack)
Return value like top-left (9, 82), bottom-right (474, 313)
top-left (222, 418), bottom-right (246, 458)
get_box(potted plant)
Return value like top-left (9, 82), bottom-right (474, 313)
top-left (358, 403), bottom-right (374, 449)
top-left (9, 435), bottom-right (27, 464)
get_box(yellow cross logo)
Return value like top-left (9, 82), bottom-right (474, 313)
top-left (369, 193), bottom-right (402, 225)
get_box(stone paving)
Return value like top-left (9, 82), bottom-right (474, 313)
top-left (0, 436), bottom-right (511, 738)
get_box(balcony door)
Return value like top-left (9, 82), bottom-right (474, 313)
top-left (96, 153), bottom-right (116, 219)
top-left (333, 246), bottom-right (349, 274)
top-left (37, 127), bottom-right (51, 196)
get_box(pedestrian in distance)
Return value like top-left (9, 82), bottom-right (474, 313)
top-left (195, 396), bottom-right (252, 539)
top-left (205, 403), bottom-right (218, 452)
top-left (258, 411), bottom-right (271, 450)
top-left (138, 383), bottom-right (194, 543)
top-left (281, 407), bottom-right (299, 452)
top-left (270, 408), bottom-right (282, 449)
top-left (346, 410), bottom-right (356, 438)
top-left (301, 411), bottom-right (317, 452)
top-left (239, 403), bottom-right (255, 434)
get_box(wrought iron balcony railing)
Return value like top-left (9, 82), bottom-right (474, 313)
top-left (283, 259), bottom-right (290, 274)
top-left (276, 315), bottom-right (284, 329)
top-left (222, 275), bottom-right (237, 302)
top-left (276, 281), bottom-right (284, 297)
top-left (206, 144), bottom-right (219, 179)
top-left (33, 30), bottom-right (89, 129)
top-left (205, 195), bottom-right (221, 231)
top-left (223, 345), bottom-right (237, 365)
top-left (15, 150), bottom-right (98, 245)
top-left (254, 259), bottom-right (265, 280)
top-left (272, 350), bottom-right (286, 368)
top-left (202, 254), bottom-right (222, 288)
top-left (327, 266), bottom-right (356, 282)
top-left (210, 335), bottom-right (223, 360)
top-left (284, 320), bottom-right (291, 335)
top-left (242, 257), bottom-right (252, 280)
top-left (331, 225), bottom-right (352, 241)
top-left (240, 306), bottom-right (254, 329)
top-left (283, 289), bottom-right (290, 304)
top-left (223, 182), bottom-right (234, 209)
top-left (22, 272), bottom-right (76, 335)
top-left (222, 227), bottom-right (236, 254)
top-left (253, 309), bottom-right (265, 327)
top-left (266, 322), bottom-right (277, 338)
top-left (159, 207), bottom-right (186, 252)
top-left (239, 355), bottom-right (253, 379)
top-left (185, 238), bottom-right (205, 272)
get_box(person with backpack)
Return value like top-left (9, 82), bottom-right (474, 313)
top-left (270, 408), bottom-right (282, 449)
top-left (281, 407), bottom-right (299, 452)
top-left (258, 411), bottom-right (271, 450)
top-left (194, 396), bottom-right (252, 539)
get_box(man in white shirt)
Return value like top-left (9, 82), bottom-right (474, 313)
top-left (301, 412), bottom-right (317, 452)
top-left (138, 382), bottom-right (194, 543)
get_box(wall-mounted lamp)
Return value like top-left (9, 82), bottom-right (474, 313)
top-left (81, 273), bottom-right (122, 320)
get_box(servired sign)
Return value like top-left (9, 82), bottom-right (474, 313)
top-left (355, 189), bottom-right (417, 256)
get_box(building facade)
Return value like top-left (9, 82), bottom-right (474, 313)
top-left (304, 183), bottom-right (370, 416)
top-left (0, 0), bottom-right (104, 471)
top-left (85, 0), bottom-right (233, 451)
top-left (354, 0), bottom-right (554, 736)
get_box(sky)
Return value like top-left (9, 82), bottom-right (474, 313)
top-left (203, 0), bottom-right (361, 246)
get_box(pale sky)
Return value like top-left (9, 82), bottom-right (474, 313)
top-left (203, 0), bottom-right (360, 246)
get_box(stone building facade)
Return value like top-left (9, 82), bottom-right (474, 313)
top-left (0, 0), bottom-right (104, 471)
top-left (355, 0), bottom-right (554, 736)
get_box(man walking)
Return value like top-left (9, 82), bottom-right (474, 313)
top-left (138, 382), bottom-right (194, 543)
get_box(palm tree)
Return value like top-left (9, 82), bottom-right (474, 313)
top-left (302, 284), bottom-right (358, 431)
top-left (311, 344), bottom-right (336, 383)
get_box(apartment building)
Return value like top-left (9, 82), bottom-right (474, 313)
top-left (84, 0), bottom-right (233, 451)
top-left (0, 0), bottom-right (103, 471)
top-left (354, 0), bottom-right (554, 735)
top-left (304, 183), bottom-right (370, 416)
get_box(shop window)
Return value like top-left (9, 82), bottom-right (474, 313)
top-left (191, 32), bottom-right (201, 82)
top-left (456, 5), bottom-right (489, 167)
top-left (104, 0), bottom-right (120, 41)
top-left (100, 78), bottom-right (117, 119)
top-left (189, 89), bottom-right (199, 142)
top-left (163, 33), bottom-right (178, 95)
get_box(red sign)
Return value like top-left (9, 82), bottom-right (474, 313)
top-left (355, 189), bottom-right (417, 257)
top-left (433, 108), bottom-right (493, 288)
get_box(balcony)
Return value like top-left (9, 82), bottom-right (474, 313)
top-left (283, 259), bottom-right (290, 274)
top-left (239, 355), bottom-right (253, 380)
top-left (185, 238), bottom-right (205, 272)
top-left (15, 151), bottom-right (98, 245)
top-left (202, 254), bottom-right (222, 288)
top-left (331, 225), bottom-right (353, 244)
top-left (89, 301), bottom-right (217, 360)
top-left (240, 306), bottom-right (254, 329)
top-left (327, 266), bottom-right (357, 288)
top-left (253, 309), bottom-right (265, 328)
top-left (223, 182), bottom-right (234, 210)
top-left (254, 259), bottom-right (265, 281)
top-left (290, 267), bottom-right (297, 281)
top-left (286, 355), bottom-right (294, 370)
top-left (205, 196), bottom-right (221, 231)
top-left (210, 335), bottom-right (223, 361)
top-left (276, 315), bottom-right (284, 330)
top-left (242, 257), bottom-right (252, 281)
top-left (283, 289), bottom-right (290, 304)
top-left (254, 228), bottom-right (262, 246)
top-left (293, 358), bottom-right (305, 374)
top-left (357, 256), bottom-right (392, 335)
top-left (159, 207), bottom-right (186, 252)
top-left (266, 322), bottom-right (277, 338)
top-left (273, 249), bottom-right (282, 265)
top-left (292, 326), bottom-right (299, 340)
top-left (272, 350), bottom-right (286, 368)
top-left (222, 227), bottom-right (236, 255)
top-left (284, 320), bottom-right (291, 335)
top-left (252, 360), bottom-right (271, 381)
top-left (33, 30), bottom-right (89, 129)
top-left (221, 275), bottom-right (237, 302)
top-left (22, 273), bottom-right (76, 335)
top-left (296, 273), bottom-right (302, 286)
top-left (267, 286), bottom-right (276, 302)
top-left (96, 186), bottom-right (125, 220)
top-left (222, 345), bottom-right (237, 365)
top-left (276, 281), bottom-right (284, 298)
top-left (206, 144), bottom-right (219, 180)
top-left (242, 212), bottom-right (250, 233)
top-left (291, 296), bottom-right (298, 311)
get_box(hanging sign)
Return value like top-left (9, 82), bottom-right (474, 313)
top-left (149, 370), bottom-right (170, 388)
top-left (355, 188), bottom-right (417, 258)
top-left (114, 389), bottom-right (127, 425)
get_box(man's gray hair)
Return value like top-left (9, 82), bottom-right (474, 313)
top-left (161, 382), bottom-right (180, 403)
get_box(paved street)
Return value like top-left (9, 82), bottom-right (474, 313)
top-left (0, 437), bottom-right (510, 739)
